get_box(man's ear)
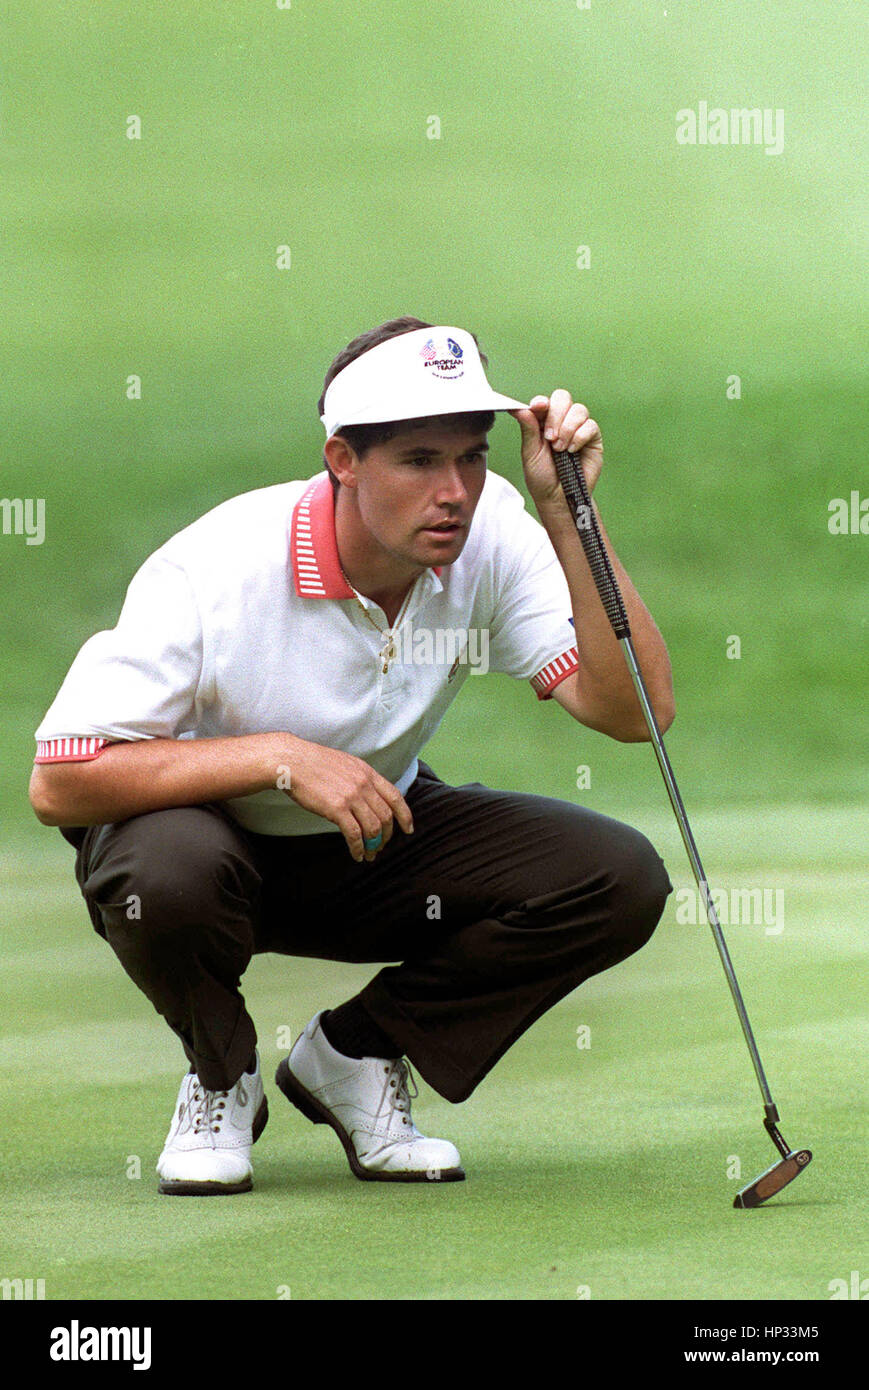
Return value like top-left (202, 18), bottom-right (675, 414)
top-left (324, 435), bottom-right (359, 490)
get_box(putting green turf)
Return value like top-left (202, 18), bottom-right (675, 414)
top-left (1, 2), bottom-right (865, 1302)
top-left (1, 804), bottom-right (865, 1301)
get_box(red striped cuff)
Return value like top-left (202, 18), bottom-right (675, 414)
top-left (530, 647), bottom-right (579, 700)
top-left (35, 737), bottom-right (110, 764)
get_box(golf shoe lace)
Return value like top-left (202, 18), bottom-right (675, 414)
top-left (189, 1078), bottom-right (237, 1136)
top-left (376, 1058), bottom-right (419, 1131)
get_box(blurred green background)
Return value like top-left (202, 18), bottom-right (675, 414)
top-left (2, 0), bottom-right (866, 820)
top-left (0, 1), bottom-right (866, 1301)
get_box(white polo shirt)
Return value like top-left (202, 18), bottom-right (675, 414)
top-left (34, 468), bottom-right (580, 835)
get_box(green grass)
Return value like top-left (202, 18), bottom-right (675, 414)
top-left (0, 1), bottom-right (865, 1301)
top-left (1, 808), bottom-right (865, 1301)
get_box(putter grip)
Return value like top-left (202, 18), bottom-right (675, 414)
top-left (552, 449), bottom-right (631, 639)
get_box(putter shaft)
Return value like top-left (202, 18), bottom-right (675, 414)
top-left (619, 633), bottom-right (778, 1117)
top-left (550, 448), bottom-right (789, 1141)
top-left (551, 447), bottom-right (810, 1199)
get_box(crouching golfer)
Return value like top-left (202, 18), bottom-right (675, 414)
top-left (29, 317), bottom-right (675, 1195)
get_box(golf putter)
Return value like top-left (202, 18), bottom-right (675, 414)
top-left (551, 448), bottom-right (812, 1208)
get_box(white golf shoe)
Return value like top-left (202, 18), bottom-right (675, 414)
top-left (275, 1013), bottom-right (464, 1182)
top-left (156, 1051), bottom-right (268, 1195)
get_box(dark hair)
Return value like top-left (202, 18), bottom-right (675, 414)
top-left (319, 317), bottom-right (493, 489)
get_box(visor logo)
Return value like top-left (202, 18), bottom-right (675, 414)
top-left (419, 336), bottom-right (465, 380)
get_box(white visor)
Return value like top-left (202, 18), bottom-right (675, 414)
top-left (321, 325), bottom-right (527, 438)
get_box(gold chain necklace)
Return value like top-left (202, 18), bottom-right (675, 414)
top-left (341, 568), bottom-right (414, 674)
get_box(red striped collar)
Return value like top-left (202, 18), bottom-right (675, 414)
top-left (290, 472), bottom-right (442, 598)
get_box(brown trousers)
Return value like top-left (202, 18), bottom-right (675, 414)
top-left (63, 761), bottom-right (671, 1102)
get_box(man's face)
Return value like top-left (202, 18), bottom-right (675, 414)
top-left (345, 419), bottom-right (489, 570)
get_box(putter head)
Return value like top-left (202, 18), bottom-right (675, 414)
top-left (733, 1149), bottom-right (812, 1208)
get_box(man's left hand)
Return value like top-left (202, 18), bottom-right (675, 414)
top-left (510, 390), bottom-right (603, 511)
